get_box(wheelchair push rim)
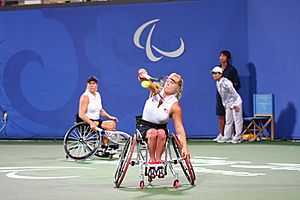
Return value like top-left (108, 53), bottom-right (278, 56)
top-left (171, 133), bottom-right (196, 185)
top-left (114, 134), bottom-right (136, 188)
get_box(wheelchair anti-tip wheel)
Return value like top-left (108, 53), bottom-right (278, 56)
top-left (64, 122), bottom-right (101, 160)
top-left (139, 181), bottom-right (145, 189)
top-left (114, 135), bottom-right (137, 188)
top-left (171, 134), bottom-right (196, 185)
top-left (173, 179), bottom-right (180, 188)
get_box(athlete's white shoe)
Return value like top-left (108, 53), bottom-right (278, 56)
top-left (231, 136), bottom-right (242, 144)
top-left (217, 137), bottom-right (231, 143)
top-left (213, 134), bottom-right (223, 142)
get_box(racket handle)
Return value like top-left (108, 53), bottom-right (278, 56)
top-left (96, 127), bottom-right (103, 132)
top-left (141, 73), bottom-right (152, 80)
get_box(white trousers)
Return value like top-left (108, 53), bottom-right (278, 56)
top-left (224, 103), bottom-right (243, 139)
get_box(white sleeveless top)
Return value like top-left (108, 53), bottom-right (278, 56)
top-left (142, 90), bottom-right (178, 124)
top-left (82, 90), bottom-right (102, 120)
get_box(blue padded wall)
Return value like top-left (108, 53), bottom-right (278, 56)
top-left (247, 0), bottom-right (300, 139)
top-left (2, 0), bottom-right (299, 139)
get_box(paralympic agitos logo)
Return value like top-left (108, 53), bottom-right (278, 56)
top-left (133, 19), bottom-right (185, 62)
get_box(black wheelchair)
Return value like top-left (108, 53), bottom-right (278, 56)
top-left (64, 122), bottom-right (131, 160)
top-left (114, 119), bottom-right (196, 189)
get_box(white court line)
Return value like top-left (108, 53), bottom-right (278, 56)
top-left (0, 166), bottom-right (94, 180)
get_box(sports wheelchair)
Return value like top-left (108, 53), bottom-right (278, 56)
top-left (114, 128), bottom-right (196, 189)
top-left (64, 122), bottom-right (131, 160)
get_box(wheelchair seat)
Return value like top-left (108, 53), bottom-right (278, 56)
top-left (114, 118), bottom-right (196, 189)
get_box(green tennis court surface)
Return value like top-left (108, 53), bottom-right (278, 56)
top-left (1, 140), bottom-right (300, 200)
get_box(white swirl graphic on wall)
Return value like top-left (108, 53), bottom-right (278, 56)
top-left (133, 19), bottom-right (185, 62)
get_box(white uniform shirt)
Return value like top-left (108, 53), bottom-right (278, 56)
top-left (217, 77), bottom-right (242, 108)
top-left (142, 90), bottom-right (178, 124)
top-left (82, 90), bottom-right (102, 120)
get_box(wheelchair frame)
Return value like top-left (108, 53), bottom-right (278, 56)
top-left (63, 122), bottom-right (131, 160)
top-left (114, 130), bottom-right (196, 189)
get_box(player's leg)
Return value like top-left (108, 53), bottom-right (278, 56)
top-left (95, 120), bottom-right (116, 157)
top-left (145, 128), bottom-right (158, 162)
top-left (214, 96), bottom-right (225, 142)
top-left (145, 128), bottom-right (158, 178)
top-left (155, 129), bottom-right (167, 178)
top-left (155, 129), bottom-right (167, 161)
top-left (219, 108), bottom-right (233, 143)
top-left (101, 120), bottom-right (116, 131)
top-left (231, 104), bottom-right (243, 143)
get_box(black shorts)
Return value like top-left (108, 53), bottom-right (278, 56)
top-left (135, 116), bottom-right (168, 141)
top-left (216, 93), bottom-right (225, 116)
top-left (75, 113), bottom-right (103, 128)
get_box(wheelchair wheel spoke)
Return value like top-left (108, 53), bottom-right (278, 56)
top-left (67, 141), bottom-right (80, 150)
top-left (64, 122), bottom-right (101, 160)
top-left (68, 133), bottom-right (80, 141)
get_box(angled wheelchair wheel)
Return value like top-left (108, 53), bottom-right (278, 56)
top-left (64, 122), bottom-right (101, 160)
top-left (171, 134), bottom-right (196, 185)
top-left (114, 134), bottom-right (136, 188)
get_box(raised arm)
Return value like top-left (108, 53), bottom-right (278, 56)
top-left (138, 68), bottom-right (161, 96)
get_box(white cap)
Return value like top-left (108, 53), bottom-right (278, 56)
top-left (211, 66), bottom-right (223, 74)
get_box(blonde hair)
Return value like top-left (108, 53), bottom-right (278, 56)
top-left (169, 73), bottom-right (183, 99)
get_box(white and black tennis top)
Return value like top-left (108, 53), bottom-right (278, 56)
top-left (142, 90), bottom-right (178, 124)
top-left (82, 90), bottom-right (102, 120)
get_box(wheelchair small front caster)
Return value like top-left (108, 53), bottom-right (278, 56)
top-left (140, 181), bottom-right (145, 189)
top-left (173, 179), bottom-right (179, 188)
top-left (148, 176), bottom-right (153, 183)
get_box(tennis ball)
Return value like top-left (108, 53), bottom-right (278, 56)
top-left (141, 81), bottom-right (151, 88)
